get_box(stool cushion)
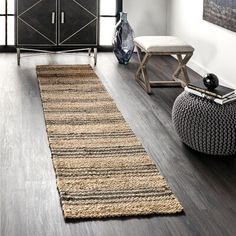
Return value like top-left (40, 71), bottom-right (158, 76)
top-left (134, 36), bottom-right (194, 53)
top-left (172, 92), bottom-right (236, 156)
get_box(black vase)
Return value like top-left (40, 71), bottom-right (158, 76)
top-left (113, 12), bottom-right (134, 65)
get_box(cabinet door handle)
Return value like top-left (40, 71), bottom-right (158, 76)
top-left (61, 11), bottom-right (65, 24)
top-left (51, 12), bottom-right (55, 24)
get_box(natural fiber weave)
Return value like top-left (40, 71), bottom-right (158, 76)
top-left (36, 64), bottom-right (183, 219)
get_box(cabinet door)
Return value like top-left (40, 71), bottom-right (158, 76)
top-left (58, 0), bottom-right (98, 46)
top-left (16, 0), bottom-right (57, 46)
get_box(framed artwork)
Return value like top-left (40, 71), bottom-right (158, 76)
top-left (203, 0), bottom-right (236, 32)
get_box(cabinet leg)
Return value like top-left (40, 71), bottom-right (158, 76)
top-left (88, 48), bottom-right (91, 56)
top-left (17, 48), bottom-right (21, 66)
top-left (94, 48), bottom-right (97, 66)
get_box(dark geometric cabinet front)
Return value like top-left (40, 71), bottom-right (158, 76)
top-left (59, 0), bottom-right (98, 45)
top-left (16, 0), bottom-right (98, 47)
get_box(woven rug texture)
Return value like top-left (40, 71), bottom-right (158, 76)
top-left (36, 64), bottom-right (183, 219)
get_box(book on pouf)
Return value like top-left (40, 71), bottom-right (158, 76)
top-left (185, 86), bottom-right (236, 105)
top-left (188, 80), bottom-right (235, 99)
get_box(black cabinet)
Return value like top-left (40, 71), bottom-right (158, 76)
top-left (59, 0), bottom-right (98, 45)
top-left (16, 0), bottom-right (98, 64)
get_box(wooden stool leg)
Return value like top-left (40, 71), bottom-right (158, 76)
top-left (172, 52), bottom-right (193, 86)
top-left (135, 46), bottom-right (151, 93)
top-left (135, 47), bottom-right (143, 78)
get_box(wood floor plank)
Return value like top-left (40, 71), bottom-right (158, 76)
top-left (0, 52), bottom-right (235, 236)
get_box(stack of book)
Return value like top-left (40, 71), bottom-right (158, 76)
top-left (185, 80), bottom-right (236, 105)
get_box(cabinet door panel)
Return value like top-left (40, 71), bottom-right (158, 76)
top-left (17, 0), bottom-right (57, 46)
top-left (17, 0), bottom-right (39, 15)
top-left (59, 0), bottom-right (98, 45)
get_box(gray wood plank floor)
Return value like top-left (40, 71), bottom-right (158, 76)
top-left (0, 52), bottom-right (235, 236)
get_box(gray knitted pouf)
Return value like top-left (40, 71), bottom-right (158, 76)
top-left (172, 91), bottom-right (236, 156)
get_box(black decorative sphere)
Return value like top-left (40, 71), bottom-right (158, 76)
top-left (203, 73), bottom-right (219, 90)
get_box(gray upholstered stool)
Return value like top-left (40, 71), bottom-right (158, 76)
top-left (172, 91), bottom-right (236, 156)
top-left (134, 36), bottom-right (194, 93)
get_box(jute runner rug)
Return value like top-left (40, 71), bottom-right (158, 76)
top-left (36, 64), bottom-right (183, 219)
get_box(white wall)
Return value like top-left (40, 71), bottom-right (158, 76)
top-left (167, 0), bottom-right (236, 88)
top-left (124, 0), bottom-right (167, 36)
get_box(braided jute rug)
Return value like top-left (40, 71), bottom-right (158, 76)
top-left (36, 64), bottom-right (183, 219)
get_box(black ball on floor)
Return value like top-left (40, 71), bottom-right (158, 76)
top-left (203, 73), bottom-right (219, 90)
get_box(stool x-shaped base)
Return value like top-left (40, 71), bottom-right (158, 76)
top-left (134, 36), bottom-right (194, 94)
top-left (135, 47), bottom-right (193, 94)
